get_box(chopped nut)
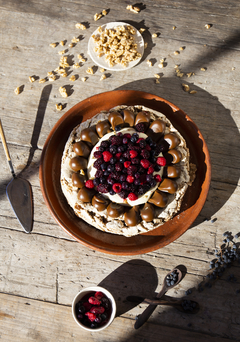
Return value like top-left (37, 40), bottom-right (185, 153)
top-left (172, 26), bottom-right (176, 30)
top-left (154, 74), bottom-right (161, 79)
top-left (29, 76), bottom-right (36, 83)
top-left (174, 64), bottom-right (180, 69)
top-left (68, 43), bottom-right (75, 48)
top-left (100, 74), bottom-right (106, 81)
top-left (49, 43), bottom-right (58, 48)
top-left (158, 63), bottom-right (164, 68)
top-left (174, 51), bottom-right (180, 55)
top-left (80, 169), bottom-right (85, 176)
top-left (155, 79), bottom-right (160, 84)
top-left (71, 37), bottom-right (80, 43)
top-left (144, 42), bottom-right (148, 49)
top-left (56, 103), bottom-right (63, 111)
top-left (205, 24), bottom-right (212, 29)
top-left (59, 86), bottom-right (68, 98)
top-left (61, 72), bottom-right (68, 77)
top-left (186, 72), bottom-right (195, 77)
top-left (147, 60), bottom-right (153, 67)
top-left (73, 63), bottom-right (80, 69)
top-left (200, 67), bottom-right (207, 71)
top-left (14, 86), bottom-right (21, 95)
top-left (69, 75), bottom-right (76, 81)
top-left (81, 77), bottom-right (87, 82)
top-left (102, 9), bottom-right (107, 16)
top-left (75, 23), bottom-right (87, 30)
top-left (179, 46), bottom-right (185, 51)
top-left (160, 58), bottom-right (165, 63)
top-left (126, 5), bottom-right (140, 13)
top-left (189, 90), bottom-right (197, 94)
top-left (49, 75), bottom-right (57, 82)
top-left (232, 67), bottom-right (236, 71)
top-left (60, 40), bottom-right (65, 46)
top-left (100, 68), bottom-right (105, 73)
top-left (47, 71), bottom-right (54, 77)
top-left (152, 33), bottom-right (158, 38)
top-left (77, 54), bottom-right (86, 62)
top-left (94, 13), bottom-right (102, 21)
top-left (39, 78), bottom-right (47, 83)
top-left (139, 28), bottom-right (145, 34)
top-left (58, 49), bottom-right (67, 55)
top-left (86, 67), bottom-right (94, 74)
top-left (182, 83), bottom-right (190, 92)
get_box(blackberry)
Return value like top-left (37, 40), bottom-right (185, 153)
top-left (107, 176), bottom-right (115, 185)
top-left (138, 166), bottom-right (145, 173)
top-left (115, 162), bottom-right (123, 171)
top-left (123, 151), bottom-right (130, 159)
top-left (131, 158), bottom-right (140, 164)
top-left (93, 151), bottom-right (102, 158)
top-left (93, 178), bottom-right (100, 186)
top-left (135, 123), bottom-right (145, 132)
top-left (134, 178), bottom-right (140, 185)
top-left (107, 164), bottom-right (114, 172)
top-left (149, 179), bottom-right (157, 187)
top-left (135, 172), bottom-right (141, 179)
top-left (141, 149), bottom-right (150, 159)
top-left (119, 190), bottom-right (128, 199)
top-left (129, 183), bottom-right (137, 192)
top-left (103, 170), bottom-right (110, 176)
top-left (112, 171), bottom-right (121, 180)
top-left (101, 140), bottom-right (110, 148)
top-left (127, 165), bottom-right (138, 175)
top-left (139, 139), bottom-right (146, 148)
top-left (146, 174), bottom-right (153, 182)
top-left (97, 184), bottom-right (110, 193)
top-left (95, 170), bottom-right (103, 178)
top-left (93, 158), bottom-right (103, 169)
top-left (122, 182), bottom-right (130, 190)
top-left (98, 146), bottom-right (105, 152)
top-left (117, 146), bottom-right (125, 153)
top-left (100, 176), bottom-right (107, 184)
top-left (110, 136), bottom-right (122, 145)
top-left (110, 157), bottom-right (117, 164)
top-left (119, 174), bottom-right (126, 182)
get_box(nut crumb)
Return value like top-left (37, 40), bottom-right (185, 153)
top-left (189, 90), bottom-right (197, 94)
top-left (126, 5), bottom-right (140, 13)
top-left (59, 86), bottom-right (68, 97)
top-left (80, 169), bottom-right (85, 176)
top-left (139, 28), bottom-right (145, 34)
top-left (86, 67), bottom-right (94, 75)
top-left (29, 76), bottom-right (36, 83)
top-left (68, 43), bottom-right (75, 48)
top-left (172, 26), bottom-right (176, 30)
top-left (75, 23), bottom-right (87, 30)
top-left (186, 72), bottom-right (195, 77)
top-left (39, 78), bottom-right (47, 83)
top-left (174, 50), bottom-right (180, 55)
top-left (81, 77), bottom-right (87, 82)
top-left (152, 33), bottom-right (158, 38)
top-left (147, 60), bottom-right (153, 67)
top-left (154, 74), bottom-right (161, 79)
top-left (49, 43), bottom-right (58, 48)
top-left (60, 40), bottom-right (65, 46)
top-left (232, 67), bottom-right (236, 71)
top-left (58, 49), bottom-right (67, 55)
top-left (94, 13), bottom-right (102, 21)
top-left (56, 103), bottom-right (63, 111)
top-left (100, 68), bottom-right (105, 73)
top-left (155, 79), bottom-right (160, 84)
top-left (102, 9), bottom-right (107, 16)
top-left (179, 46), bottom-right (185, 51)
top-left (144, 42), bottom-right (148, 49)
top-left (200, 67), bottom-right (207, 71)
top-left (49, 75), bottom-right (57, 82)
top-left (100, 74), bottom-right (106, 81)
top-left (14, 86), bottom-right (21, 94)
top-left (182, 83), bottom-right (190, 92)
top-left (158, 63), bottom-right (164, 68)
top-left (71, 37), bottom-right (80, 43)
top-left (73, 63), bottom-right (80, 69)
top-left (205, 24), bottom-right (212, 29)
top-left (69, 75), bottom-right (76, 81)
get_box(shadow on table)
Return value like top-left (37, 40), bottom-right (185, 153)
top-left (114, 76), bottom-right (240, 228)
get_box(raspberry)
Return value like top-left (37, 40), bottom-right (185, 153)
top-left (102, 151), bottom-right (113, 162)
top-left (85, 180), bottom-right (94, 188)
top-left (157, 157), bottom-right (167, 166)
top-left (135, 123), bottom-right (145, 132)
top-left (112, 183), bottom-right (122, 193)
top-left (140, 159), bottom-right (150, 169)
top-left (141, 149), bottom-right (150, 159)
top-left (95, 291), bottom-right (104, 299)
top-left (126, 175), bottom-right (134, 183)
top-left (154, 174), bottom-right (162, 182)
top-left (128, 192), bottom-right (138, 201)
top-left (124, 161), bottom-right (131, 168)
top-left (85, 312), bottom-right (97, 322)
top-left (93, 151), bottom-right (102, 158)
top-left (90, 306), bottom-right (105, 314)
top-left (147, 166), bottom-right (154, 174)
top-left (89, 296), bottom-right (101, 305)
top-left (97, 184), bottom-right (110, 193)
top-left (136, 138), bottom-right (144, 144)
top-left (116, 152), bottom-right (122, 159)
top-left (130, 150), bottom-right (138, 158)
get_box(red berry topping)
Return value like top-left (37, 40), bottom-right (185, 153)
top-left (112, 183), bottom-right (122, 193)
top-left (123, 133), bottom-right (131, 139)
top-left (129, 150), bottom-right (138, 158)
top-left (90, 306), bottom-right (105, 314)
top-left (95, 291), bottom-right (104, 300)
top-left (102, 151), bottom-right (113, 162)
top-left (128, 192), bottom-right (138, 201)
top-left (124, 161), bottom-right (131, 168)
top-left (115, 152), bottom-right (122, 159)
top-left (140, 159), bottom-right (150, 169)
top-left (85, 312), bottom-right (97, 322)
top-left (126, 175), bottom-right (134, 183)
top-left (85, 180), bottom-right (94, 188)
top-left (89, 296), bottom-right (101, 305)
top-left (145, 144), bottom-right (151, 151)
top-left (157, 157), bottom-right (167, 166)
top-left (147, 166), bottom-right (154, 174)
top-left (154, 174), bottom-right (162, 182)
top-left (136, 138), bottom-right (144, 144)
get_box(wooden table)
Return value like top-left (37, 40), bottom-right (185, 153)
top-left (1, 0), bottom-right (240, 340)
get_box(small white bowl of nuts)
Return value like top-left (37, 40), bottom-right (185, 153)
top-left (72, 286), bottom-right (116, 331)
top-left (88, 22), bottom-right (144, 71)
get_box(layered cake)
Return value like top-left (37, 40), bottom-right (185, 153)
top-left (61, 105), bottom-right (196, 237)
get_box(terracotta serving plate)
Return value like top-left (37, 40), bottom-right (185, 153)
top-left (39, 90), bottom-right (211, 255)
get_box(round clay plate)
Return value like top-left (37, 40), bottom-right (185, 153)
top-left (88, 22), bottom-right (144, 71)
top-left (39, 90), bottom-right (211, 255)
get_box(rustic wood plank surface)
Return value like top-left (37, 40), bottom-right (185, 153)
top-left (0, 0), bottom-right (240, 341)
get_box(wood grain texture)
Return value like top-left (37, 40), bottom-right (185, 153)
top-left (0, 0), bottom-right (240, 340)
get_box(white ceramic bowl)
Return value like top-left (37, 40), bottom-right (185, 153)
top-left (72, 286), bottom-right (116, 332)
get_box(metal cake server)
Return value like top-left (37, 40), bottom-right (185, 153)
top-left (0, 119), bottom-right (33, 233)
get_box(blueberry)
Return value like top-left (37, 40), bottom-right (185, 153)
top-left (115, 125), bottom-right (121, 131)
top-left (101, 162), bottom-right (107, 171)
top-left (93, 178), bottom-right (100, 186)
top-left (107, 165), bottom-right (114, 172)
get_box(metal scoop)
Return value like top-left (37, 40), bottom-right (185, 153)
top-left (0, 119), bottom-right (33, 233)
